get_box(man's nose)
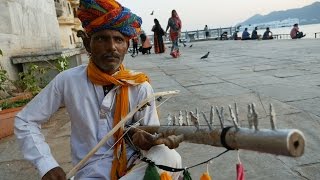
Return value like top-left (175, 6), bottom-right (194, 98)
top-left (105, 39), bottom-right (116, 51)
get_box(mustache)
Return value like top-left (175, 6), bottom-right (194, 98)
top-left (101, 53), bottom-right (120, 59)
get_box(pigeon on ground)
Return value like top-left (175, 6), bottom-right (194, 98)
top-left (182, 42), bottom-right (187, 47)
top-left (189, 44), bottom-right (193, 48)
top-left (200, 52), bottom-right (210, 59)
top-left (150, 10), bottom-right (154, 15)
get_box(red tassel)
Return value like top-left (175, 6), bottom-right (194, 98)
top-left (236, 163), bottom-right (245, 180)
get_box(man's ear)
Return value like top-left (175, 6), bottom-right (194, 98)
top-left (83, 35), bottom-right (91, 53)
top-left (77, 30), bottom-right (91, 53)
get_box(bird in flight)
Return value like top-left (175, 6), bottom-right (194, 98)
top-left (200, 52), bottom-right (210, 59)
top-left (150, 10), bottom-right (154, 15)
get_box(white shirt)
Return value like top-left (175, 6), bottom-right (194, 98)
top-left (14, 65), bottom-right (159, 179)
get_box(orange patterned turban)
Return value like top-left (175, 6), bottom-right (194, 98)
top-left (77, 0), bottom-right (142, 38)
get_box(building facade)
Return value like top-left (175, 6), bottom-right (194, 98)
top-left (0, 0), bottom-right (84, 81)
top-left (0, 0), bottom-right (61, 79)
top-left (55, 0), bottom-right (83, 49)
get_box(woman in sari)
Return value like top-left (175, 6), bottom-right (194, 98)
top-left (165, 9), bottom-right (182, 57)
top-left (152, 18), bottom-right (165, 54)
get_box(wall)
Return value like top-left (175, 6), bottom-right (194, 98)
top-left (0, 0), bottom-right (61, 79)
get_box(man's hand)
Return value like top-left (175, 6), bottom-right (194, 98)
top-left (42, 167), bottom-right (66, 180)
top-left (131, 129), bottom-right (183, 150)
top-left (132, 129), bottom-right (157, 150)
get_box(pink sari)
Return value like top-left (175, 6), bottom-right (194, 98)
top-left (169, 16), bottom-right (181, 41)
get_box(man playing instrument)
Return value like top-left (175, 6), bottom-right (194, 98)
top-left (14, 0), bottom-right (181, 179)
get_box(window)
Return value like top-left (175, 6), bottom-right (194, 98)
top-left (69, 35), bottom-right (73, 44)
top-left (67, 3), bottom-right (72, 15)
top-left (72, 34), bottom-right (76, 44)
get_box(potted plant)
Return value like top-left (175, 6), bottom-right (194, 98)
top-left (0, 53), bottom-right (70, 139)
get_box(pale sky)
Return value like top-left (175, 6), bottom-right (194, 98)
top-left (118, 0), bottom-right (319, 35)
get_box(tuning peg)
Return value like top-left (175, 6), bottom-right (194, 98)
top-left (247, 104), bottom-right (254, 129)
top-left (167, 113), bottom-right (172, 126)
top-left (215, 106), bottom-right (224, 128)
top-left (195, 108), bottom-right (199, 120)
top-left (234, 103), bottom-right (240, 126)
top-left (252, 103), bottom-right (259, 131)
top-left (173, 115), bottom-right (177, 126)
top-left (189, 111), bottom-right (200, 130)
top-left (178, 111), bottom-right (184, 126)
top-left (229, 105), bottom-right (239, 130)
top-left (210, 105), bottom-right (214, 126)
top-left (185, 110), bottom-right (190, 126)
top-left (201, 111), bottom-right (213, 131)
top-left (270, 104), bottom-right (276, 130)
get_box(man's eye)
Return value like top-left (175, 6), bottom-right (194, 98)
top-left (94, 36), bottom-right (104, 41)
top-left (116, 37), bottom-right (124, 42)
top-left (97, 37), bottom-right (104, 41)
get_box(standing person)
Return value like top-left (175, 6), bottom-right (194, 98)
top-left (132, 35), bottom-right (139, 55)
top-left (251, 27), bottom-right (258, 40)
top-left (204, 25), bottom-right (209, 39)
top-left (241, 28), bottom-right (251, 40)
top-left (152, 18), bottom-right (165, 54)
top-left (290, 23), bottom-right (306, 39)
top-left (166, 9), bottom-right (182, 57)
top-left (262, 27), bottom-right (274, 40)
top-left (14, 0), bottom-right (182, 180)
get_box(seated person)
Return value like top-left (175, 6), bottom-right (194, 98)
top-left (220, 31), bottom-right (228, 40)
top-left (290, 23), bottom-right (305, 39)
top-left (139, 34), bottom-right (152, 54)
top-left (241, 28), bottom-right (251, 40)
top-left (251, 27), bottom-right (259, 40)
top-left (232, 31), bottom-right (240, 40)
top-left (262, 27), bottom-right (273, 40)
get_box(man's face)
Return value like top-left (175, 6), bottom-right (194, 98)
top-left (88, 29), bottom-right (128, 74)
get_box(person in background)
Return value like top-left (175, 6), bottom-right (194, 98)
top-left (232, 31), bottom-right (240, 40)
top-left (262, 27), bottom-right (273, 40)
top-left (152, 18), bottom-right (165, 54)
top-left (290, 23), bottom-right (306, 39)
top-left (139, 33), bottom-right (152, 55)
top-left (241, 28), bottom-right (251, 40)
top-left (15, 0), bottom-right (182, 179)
top-left (204, 25), bottom-right (209, 39)
top-left (131, 35), bottom-right (139, 55)
top-left (251, 27), bottom-right (259, 40)
top-left (220, 31), bottom-right (228, 40)
top-left (166, 9), bottom-right (182, 57)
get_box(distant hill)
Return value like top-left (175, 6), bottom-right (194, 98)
top-left (239, 2), bottom-right (320, 26)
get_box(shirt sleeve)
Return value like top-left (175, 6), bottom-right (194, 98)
top-left (133, 82), bottom-right (160, 126)
top-left (14, 75), bottom-right (64, 177)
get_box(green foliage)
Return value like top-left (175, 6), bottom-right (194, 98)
top-left (15, 64), bottom-right (48, 95)
top-left (0, 69), bottom-right (8, 91)
top-left (56, 56), bottom-right (69, 72)
top-left (0, 54), bottom-right (70, 101)
top-left (0, 98), bottom-right (31, 110)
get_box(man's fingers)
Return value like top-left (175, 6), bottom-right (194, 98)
top-left (42, 167), bottom-right (66, 180)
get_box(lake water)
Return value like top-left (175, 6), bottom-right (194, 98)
top-left (252, 23), bottom-right (320, 39)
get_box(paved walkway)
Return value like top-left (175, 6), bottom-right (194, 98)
top-left (1, 39), bottom-right (320, 179)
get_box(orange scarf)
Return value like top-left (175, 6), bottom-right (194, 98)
top-left (87, 60), bottom-right (149, 179)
